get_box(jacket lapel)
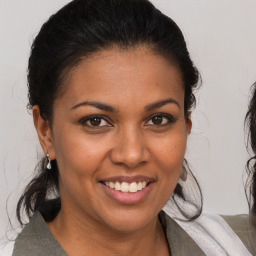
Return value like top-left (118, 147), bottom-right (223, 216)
top-left (159, 211), bottom-right (206, 256)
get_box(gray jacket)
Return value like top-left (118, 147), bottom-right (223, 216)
top-left (12, 211), bottom-right (256, 256)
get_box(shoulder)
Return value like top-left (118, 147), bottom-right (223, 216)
top-left (12, 211), bottom-right (67, 256)
top-left (161, 210), bottom-right (256, 256)
top-left (221, 214), bottom-right (256, 238)
top-left (159, 211), bottom-right (206, 256)
top-left (221, 214), bottom-right (256, 255)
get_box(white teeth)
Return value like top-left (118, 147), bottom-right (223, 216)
top-left (109, 181), bottom-right (115, 188)
top-left (129, 182), bottom-right (138, 193)
top-left (120, 182), bottom-right (129, 192)
top-left (137, 181), bottom-right (143, 191)
top-left (114, 181), bottom-right (121, 191)
top-left (104, 181), bottom-right (148, 193)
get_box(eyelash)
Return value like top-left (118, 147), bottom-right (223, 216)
top-left (79, 115), bottom-right (112, 128)
top-left (79, 113), bottom-right (176, 128)
top-left (145, 113), bottom-right (176, 127)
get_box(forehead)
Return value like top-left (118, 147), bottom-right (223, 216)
top-left (56, 46), bottom-right (184, 109)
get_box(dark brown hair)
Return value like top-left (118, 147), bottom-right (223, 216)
top-left (245, 83), bottom-right (256, 226)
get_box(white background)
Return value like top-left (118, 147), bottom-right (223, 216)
top-left (0, 0), bottom-right (255, 255)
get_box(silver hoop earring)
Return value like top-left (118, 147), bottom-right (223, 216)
top-left (46, 154), bottom-right (52, 170)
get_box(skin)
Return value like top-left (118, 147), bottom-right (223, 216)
top-left (33, 46), bottom-right (192, 256)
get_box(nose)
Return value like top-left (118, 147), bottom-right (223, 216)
top-left (110, 128), bottom-right (149, 169)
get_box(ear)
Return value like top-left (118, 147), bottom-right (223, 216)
top-left (33, 105), bottom-right (55, 160)
top-left (186, 113), bottom-right (192, 135)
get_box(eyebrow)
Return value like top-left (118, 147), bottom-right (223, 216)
top-left (145, 98), bottom-right (180, 111)
top-left (70, 101), bottom-right (117, 112)
top-left (71, 98), bottom-right (180, 112)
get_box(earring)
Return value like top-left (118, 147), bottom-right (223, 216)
top-left (180, 166), bottom-right (187, 181)
top-left (46, 154), bottom-right (52, 170)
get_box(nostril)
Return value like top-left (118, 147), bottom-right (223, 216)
top-left (110, 150), bottom-right (147, 168)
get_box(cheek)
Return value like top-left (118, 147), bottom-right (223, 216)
top-left (52, 126), bottom-right (109, 179)
top-left (152, 131), bottom-right (187, 167)
top-left (52, 128), bottom-right (112, 209)
top-left (150, 130), bottom-right (187, 187)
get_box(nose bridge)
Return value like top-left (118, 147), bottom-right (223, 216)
top-left (110, 124), bottom-right (147, 168)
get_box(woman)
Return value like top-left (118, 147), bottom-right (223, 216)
top-left (12, 0), bottom-right (253, 255)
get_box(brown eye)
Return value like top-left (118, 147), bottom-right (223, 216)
top-left (151, 116), bottom-right (163, 125)
top-left (89, 117), bottom-right (102, 126)
top-left (145, 113), bottom-right (175, 126)
top-left (80, 115), bottom-right (111, 127)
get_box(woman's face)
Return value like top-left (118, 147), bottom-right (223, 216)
top-left (40, 46), bottom-right (191, 231)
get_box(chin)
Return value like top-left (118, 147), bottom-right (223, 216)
top-left (97, 206), bottom-right (158, 232)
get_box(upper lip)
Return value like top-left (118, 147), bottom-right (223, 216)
top-left (100, 175), bottom-right (155, 183)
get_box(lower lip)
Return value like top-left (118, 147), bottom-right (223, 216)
top-left (100, 182), bottom-right (154, 205)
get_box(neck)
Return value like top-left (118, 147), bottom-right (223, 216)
top-left (47, 207), bottom-right (169, 256)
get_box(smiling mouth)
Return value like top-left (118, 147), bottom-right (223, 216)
top-left (102, 181), bottom-right (149, 193)
top-left (99, 176), bottom-right (155, 204)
